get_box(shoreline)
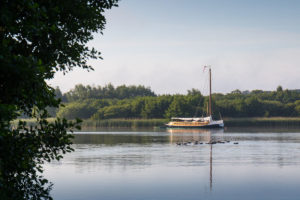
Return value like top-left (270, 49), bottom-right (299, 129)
top-left (81, 117), bottom-right (300, 129)
top-left (13, 117), bottom-right (300, 129)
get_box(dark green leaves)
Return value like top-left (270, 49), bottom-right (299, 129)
top-left (0, 0), bottom-right (118, 199)
top-left (0, 118), bottom-right (81, 199)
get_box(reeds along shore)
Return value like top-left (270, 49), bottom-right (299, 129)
top-left (13, 117), bottom-right (300, 129)
top-left (224, 117), bottom-right (300, 127)
top-left (82, 118), bottom-right (169, 128)
top-left (81, 117), bottom-right (300, 128)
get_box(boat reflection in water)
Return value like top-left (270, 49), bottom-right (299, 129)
top-left (167, 128), bottom-right (225, 191)
top-left (167, 128), bottom-right (224, 144)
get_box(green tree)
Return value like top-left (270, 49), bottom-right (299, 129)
top-left (244, 97), bottom-right (263, 117)
top-left (165, 96), bottom-right (191, 118)
top-left (0, 0), bottom-right (118, 199)
top-left (131, 98), bottom-right (146, 117)
top-left (295, 100), bottom-right (300, 116)
top-left (277, 85), bottom-right (283, 92)
top-left (63, 84), bottom-right (156, 101)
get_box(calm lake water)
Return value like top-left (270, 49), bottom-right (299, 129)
top-left (44, 128), bottom-right (300, 200)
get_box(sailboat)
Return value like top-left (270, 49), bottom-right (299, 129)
top-left (165, 66), bottom-right (224, 128)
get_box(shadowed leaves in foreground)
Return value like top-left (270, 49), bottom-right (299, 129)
top-left (0, 0), bottom-right (118, 199)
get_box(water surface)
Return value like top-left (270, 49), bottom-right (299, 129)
top-left (44, 128), bottom-right (300, 200)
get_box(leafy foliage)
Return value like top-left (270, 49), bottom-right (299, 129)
top-left (0, 0), bottom-right (118, 199)
top-left (54, 84), bottom-right (300, 120)
top-left (62, 84), bottom-right (156, 102)
top-left (0, 118), bottom-right (81, 200)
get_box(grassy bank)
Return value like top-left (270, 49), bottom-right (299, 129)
top-left (82, 118), bottom-right (169, 129)
top-left (224, 117), bottom-right (300, 128)
top-left (12, 117), bottom-right (300, 129)
top-left (82, 117), bottom-right (300, 129)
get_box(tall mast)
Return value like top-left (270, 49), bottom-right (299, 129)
top-left (209, 67), bottom-right (212, 116)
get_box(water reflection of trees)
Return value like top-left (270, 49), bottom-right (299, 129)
top-left (73, 134), bottom-right (168, 145)
top-left (73, 154), bottom-right (152, 173)
top-left (71, 130), bottom-right (299, 189)
top-left (73, 129), bottom-right (226, 145)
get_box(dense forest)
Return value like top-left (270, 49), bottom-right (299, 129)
top-left (50, 84), bottom-right (300, 120)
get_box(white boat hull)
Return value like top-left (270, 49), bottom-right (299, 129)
top-left (166, 119), bottom-right (224, 129)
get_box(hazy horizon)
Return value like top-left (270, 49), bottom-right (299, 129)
top-left (48, 0), bottom-right (300, 95)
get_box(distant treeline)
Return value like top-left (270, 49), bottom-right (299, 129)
top-left (55, 83), bottom-right (156, 102)
top-left (49, 84), bottom-right (300, 120)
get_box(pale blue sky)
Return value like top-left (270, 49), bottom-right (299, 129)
top-left (49, 0), bottom-right (300, 94)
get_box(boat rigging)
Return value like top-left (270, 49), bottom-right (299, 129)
top-left (165, 66), bottom-right (224, 128)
